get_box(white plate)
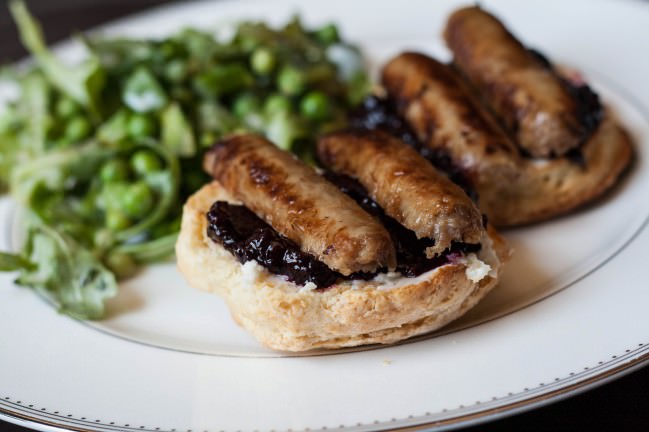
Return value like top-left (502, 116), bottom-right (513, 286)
top-left (2, 0), bottom-right (649, 430)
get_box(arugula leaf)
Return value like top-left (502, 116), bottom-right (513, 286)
top-left (19, 72), bottom-right (49, 154)
top-left (0, 72), bottom-right (49, 190)
top-left (114, 232), bottom-right (178, 264)
top-left (265, 111), bottom-right (308, 151)
top-left (10, 142), bottom-right (113, 216)
top-left (0, 252), bottom-right (34, 271)
top-left (9, 0), bottom-right (105, 115)
top-left (0, 130), bottom-right (19, 192)
top-left (197, 101), bottom-right (239, 136)
top-left (122, 67), bottom-right (167, 113)
top-left (175, 29), bottom-right (218, 63)
top-left (192, 64), bottom-right (253, 99)
top-left (16, 219), bottom-right (117, 320)
top-left (96, 108), bottom-right (130, 146)
top-left (84, 37), bottom-right (156, 73)
top-left (161, 103), bottom-right (196, 157)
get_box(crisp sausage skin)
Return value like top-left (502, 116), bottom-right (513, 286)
top-left (317, 129), bottom-right (484, 256)
top-left (444, 6), bottom-right (589, 158)
top-left (381, 51), bottom-right (632, 228)
top-left (382, 52), bottom-right (521, 192)
top-left (204, 134), bottom-right (396, 275)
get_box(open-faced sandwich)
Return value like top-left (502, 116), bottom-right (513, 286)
top-left (176, 132), bottom-right (510, 351)
top-left (355, 6), bottom-right (633, 226)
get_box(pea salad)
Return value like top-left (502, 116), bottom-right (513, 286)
top-left (0, 1), bottom-right (370, 319)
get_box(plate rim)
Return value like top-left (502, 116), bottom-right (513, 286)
top-left (2, 0), bottom-right (649, 430)
top-left (1, 343), bottom-right (649, 432)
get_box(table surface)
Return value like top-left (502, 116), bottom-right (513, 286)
top-left (1, 1), bottom-right (648, 431)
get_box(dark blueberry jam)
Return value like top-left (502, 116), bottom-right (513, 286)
top-left (207, 178), bottom-right (481, 289)
top-left (207, 202), bottom-right (339, 288)
top-left (566, 82), bottom-right (603, 146)
top-left (529, 47), bottom-right (603, 159)
top-left (350, 95), bottom-right (420, 148)
top-left (349, 95), bottom-right (479, 202)
top-left (324, 172), bottom-right (481, 277)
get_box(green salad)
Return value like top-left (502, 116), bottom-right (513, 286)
top-left (0, 1), bottom-right (370, 319)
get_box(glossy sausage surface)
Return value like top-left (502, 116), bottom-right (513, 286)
top-left (382, 52), bottom-right (521, 189)
top-left (444, 6), bottom-right (589, 157)
top-left (204, 134), bottom-right (396, 275)
top-left (318, 129), bottom-right (484, 256)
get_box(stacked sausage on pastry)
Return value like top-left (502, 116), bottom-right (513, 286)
top-left (176, 133), bottom-right (510, 351)
top-left (367, 6), bottom-right (632, 226)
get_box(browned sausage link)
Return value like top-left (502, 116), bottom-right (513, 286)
top-left (444, 6), bottom-right (586, 158)
top-left (204, 134), bottom-right (396, 275)
top-left (381, 52), bottom-right (520, 188)
top-left (317, 129), bottom-right (484, 257)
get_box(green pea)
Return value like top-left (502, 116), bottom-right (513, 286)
top-left (55, 97), bottom-right (80, 119)
top-left (164, 59), bottom-right (188, 83)
top-left (102, 182), bottom-right (124, 208)
top-left (120, 181), bottom-right (155, 219)
top-left (263, 94), bottom-right (292, 116)
top-left (93, 228), bottom-right (115, 249)
top-left (232, 93), bottom-right (260, 119)
top-left (315, 23), bottom-right (340, 45)
top-left (200, 131), bottom-right (216, 147)
top-left (104, 251), bottom-right (138, 280)
top-left (299, 91), bottom-right (332, 121)
top-left (127, 113), bottom-right (156, 138)
top-left (105, 210), bottom-right (131, 231)
top-left (277, 66), bottom-right (306, 96)
top-left (100, 159), bottom-right (130, 183)
top-left (64, 116), bottom-right (92, 142)
top-left (250, 48), bottom-right (276, 75)
top-left (238, 35), bottom-right (259, 52)
top-left (130, 150), bottom-right (163, 176)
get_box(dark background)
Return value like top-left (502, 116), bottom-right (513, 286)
top-left (0, 0), bottom-right (648, 430)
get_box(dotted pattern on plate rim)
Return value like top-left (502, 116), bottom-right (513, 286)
top-left (1, 342), bottom-right (648, 432)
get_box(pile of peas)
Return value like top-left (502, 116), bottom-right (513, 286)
top-left (99, 149), bottom-right (160, 230)
top-left (128, 18), bottom-right (367, 155)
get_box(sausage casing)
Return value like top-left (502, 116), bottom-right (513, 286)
top-left (203, 134), bottom-right (396, 275)
top-left (382, 52), bottom-right (521, 191)
top-left (444, 6), bottom-right (590, 158)
top-left (317, 129), bottom-right (484, 256)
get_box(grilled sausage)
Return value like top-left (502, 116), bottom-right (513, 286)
top-left (381, 51), bottom-right (632, 227)
top-left (444, 6), bottom-right (592, 158)
top-left (203, 134), bottom-right (396, 275)
top-left (318, 129), bottom-right (484, 256)
top-left (382, 52), bottom-right (521, 192)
